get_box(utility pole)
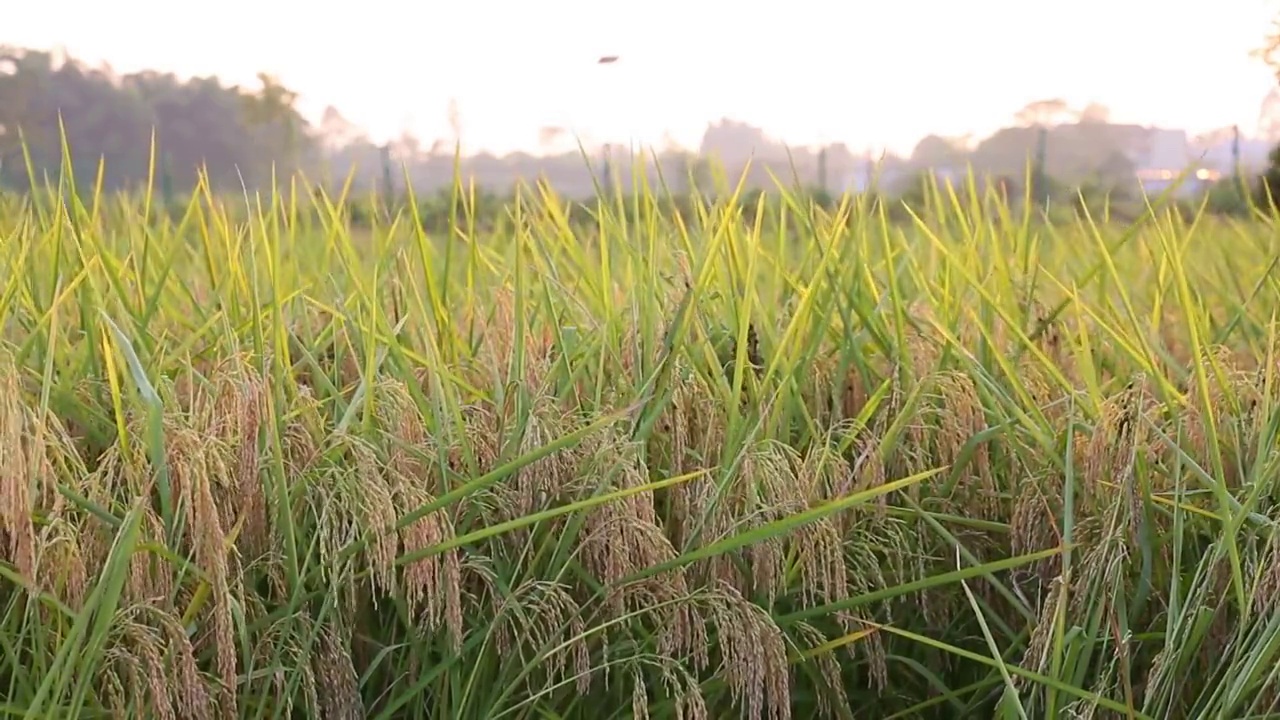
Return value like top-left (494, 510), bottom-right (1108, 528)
top-left (602, 143), bottom-right (613, 196)
top-left (380, 143), bottom-right (393, 206)
top-left (817, 145), bottom-right (828, 195)
top-left (597, 55), bottom-right (619, 196)
top-left (161, 149), bottom-right (174, 208)
top-left (1232, 124), bottom-right (1242, 180)
top-left (1033, 125), bottom-right (1049, 206)
top-left (1232, 124), bottom-right (1244, 204)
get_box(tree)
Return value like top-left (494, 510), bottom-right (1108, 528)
top-left (240, 72), bottom-right (304, 169)
top-left (1254, 14), bottom-right (1280, 213)
top-left (1095, 150), bottom-right (1137, 192)
top-left (1252, 17), bottom-right (1280, 79)
top-left (537, 126), bottom-right (566, 153)
top-left (1014, 98), bottom-right (1075, 128)
top-left (0, 45), bottom-right (316, 192)
top-left (319, 105), bottom-right (363, 150)
top-left (1080, 102), bottom-right (1111, 124)
top-left (389, 127), bottom-right (422, 164)
top-left (1256, 142), bottom-right (1280, 208)
top-left (0, 49), bottom-right (35, 177)
top-left (1258, 88), bottom-right (1280, 142)
top-left (910, 134), bottom-right (965, 167)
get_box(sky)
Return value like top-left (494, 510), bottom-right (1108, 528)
top-left (7, 0), bottom-right (1280, 157)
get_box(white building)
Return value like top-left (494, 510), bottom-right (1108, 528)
top-left (1131, 128), bottom-right (1224, 196)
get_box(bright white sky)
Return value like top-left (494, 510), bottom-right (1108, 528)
top-left (7, 0), bottom-right (1280, 157)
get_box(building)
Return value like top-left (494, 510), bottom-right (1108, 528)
top-left (1127, 128), bottom-right (1210, 196)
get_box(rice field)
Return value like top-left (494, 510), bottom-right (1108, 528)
top-left (2, 162), bottom-right (1280, 720)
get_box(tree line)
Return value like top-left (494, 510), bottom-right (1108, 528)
top-left (0, 46), bottom-right (314, 193)
top-left (5, 42), bottom-right (1280, 220)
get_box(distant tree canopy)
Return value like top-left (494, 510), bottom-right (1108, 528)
top-left (0, 46), bottom-right (315, 192)
top-left (0, 45), bottom-right (1267, 212)
top-left (0, 46), bottom-right (860, 201)
top-left (1255, 16), bottom-right (1280, 211)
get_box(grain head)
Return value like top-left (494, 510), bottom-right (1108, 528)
top-left (0, 350), bottom-right (34, 580)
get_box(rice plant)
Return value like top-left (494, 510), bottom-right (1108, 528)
top-left (1, 150), bottom-right (1280, 720)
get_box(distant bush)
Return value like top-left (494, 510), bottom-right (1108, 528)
top-left (1200, 179), bottom-right (1251, 217)
top-left (1256, 143), bottom-right (1280, 212)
